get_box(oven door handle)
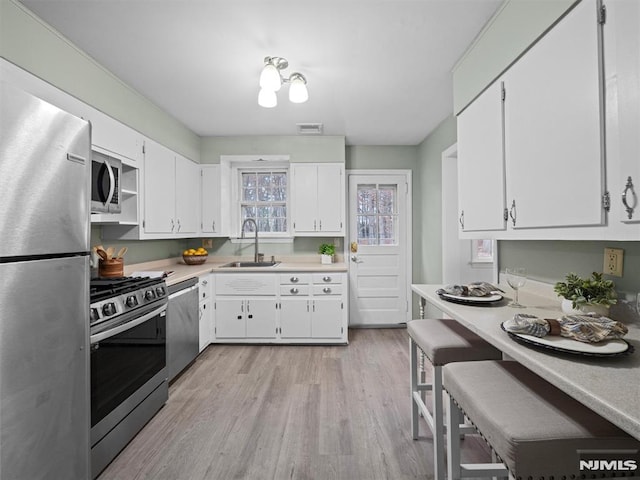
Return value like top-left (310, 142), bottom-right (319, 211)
top-left (90, 304), bottom-right (167, 344)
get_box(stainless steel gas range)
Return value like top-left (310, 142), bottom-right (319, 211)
top-left (89, 276), bottom-right (168, 478)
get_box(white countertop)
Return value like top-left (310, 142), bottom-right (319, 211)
top-left (125, 256), bottom-right (348, 286)
top-left (411, 284), bottom-right (640, 441)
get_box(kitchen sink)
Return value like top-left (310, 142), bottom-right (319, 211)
top-left (219, 261), bottom-right (280, 268)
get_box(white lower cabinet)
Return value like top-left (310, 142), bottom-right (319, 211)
top-left (212, 271), bottom-right (347, 344)
top-left (280, 299), bottom-right (312, 338)
top-left (198, 275), bottom-right (212, 351)
top-left (310, 298), bottom-right (343, 339)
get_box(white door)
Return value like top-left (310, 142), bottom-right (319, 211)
top-left (348, 172), bottom-right (411, 326)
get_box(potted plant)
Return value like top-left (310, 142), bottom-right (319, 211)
top-left (553, 272), bottom-right (617, 315)
top-left (318, 243), bottom-right (336, 265)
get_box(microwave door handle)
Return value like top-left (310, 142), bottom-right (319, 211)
top-left (104, 158), bottom-right (116, 206)
top-left (90, 304), bottom-right (167, 344)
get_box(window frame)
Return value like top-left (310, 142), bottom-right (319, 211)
top-left (229, 161), bottom-right (291, 239)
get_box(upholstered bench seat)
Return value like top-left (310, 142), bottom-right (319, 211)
top-left (443, 360), bottom-right (640, 479)
top-left (408, 319), bottom-right (502, 480)
top-left (407, 319), bottom-right (502, 366)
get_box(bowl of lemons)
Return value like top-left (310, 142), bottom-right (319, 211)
top-left (182, 247), bottom-right (208, 265)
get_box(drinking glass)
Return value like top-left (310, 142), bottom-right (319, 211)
top-left (506, 267), bottom-right (527, 308)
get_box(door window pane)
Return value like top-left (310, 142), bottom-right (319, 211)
top-left (356, 184), bottom-right (398, 245)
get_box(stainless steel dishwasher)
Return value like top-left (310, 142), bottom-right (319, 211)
top-left (167, 278), bottom-right (199, 382)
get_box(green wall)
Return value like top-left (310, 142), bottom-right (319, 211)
top-left (91, 226), bottom-right (192, 265)
top-left (201, 136), bottom-right (345, 164)
top-left (499, 241), bottom-right (640, 297)
top-left (415, 115), bottom-right (457, 284)
top-left (453, 0), bottom-right (577, 113)
top-left (0, 0), bottom-right (200, 161)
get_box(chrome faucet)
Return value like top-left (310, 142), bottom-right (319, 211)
top-left (241, 218), bottom-right (259, 263)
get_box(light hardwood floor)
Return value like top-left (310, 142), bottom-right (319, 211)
top-left (98, 328), bottom-right (490, 480)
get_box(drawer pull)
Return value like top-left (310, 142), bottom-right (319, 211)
top-left (290, 276), bottom-right (299, 283)
top-left (323, 276), bottom-right (331, 282)
top-left (323, 287), bottom-right (332, 294)
top-left (290, 287), bottom-right (299, 294)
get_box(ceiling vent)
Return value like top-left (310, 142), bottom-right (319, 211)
top-left (296, 123), bottom-right (323, 135)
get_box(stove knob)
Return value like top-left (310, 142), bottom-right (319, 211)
top-left (90, 308), bottom-right (100, 322)
top-left (102, 303), bottom-right (117, 316)
top-left (126, 296), bottom-right (138, 308)
top-left (155, 286), bottom-right (165, 297)
top-left (145, 290), bottom-right (156, 301)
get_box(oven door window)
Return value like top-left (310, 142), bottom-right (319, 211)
top-left (91, 313), bottom-right (166, 427)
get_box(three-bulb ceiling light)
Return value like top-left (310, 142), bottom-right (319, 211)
top-left (258, 56), bottom-right (308, 108)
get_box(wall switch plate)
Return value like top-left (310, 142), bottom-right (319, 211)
top-left (202, 239), bottom-right (213, 248)
top-left (603, 247), bottom-right (624, 277)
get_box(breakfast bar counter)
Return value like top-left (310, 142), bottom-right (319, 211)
top-left (411, 284), bottom-right (640, 441)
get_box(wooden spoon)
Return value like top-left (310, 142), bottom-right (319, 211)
top-left (116, 247), bottom-right (128, 259)
top-left (96, 248), bottom-right (108, 261)
top-left (106, 247), bottom-right (115, 260)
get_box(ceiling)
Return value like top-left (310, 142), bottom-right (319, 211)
top-left (20, 0), bottom-right (502, 146)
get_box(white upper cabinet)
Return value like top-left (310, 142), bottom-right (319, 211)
top-left (291, 163), bottom-right (345, 236)
top-left (201, 165), bottom-right (223, 236)
top-left (89, 109), bottom-right (143, 163)
top-left (175, 154), bottom-right (200, 234)
top-left (503, 0), bottom-right (604, 230)
top-left (604, 0), bottom-right (640, 227)
top-left (144, 140), bottom-right (199, 236)
top-left (457, 81), bottom-right (506, 232)
top-left (144, 140), bottom-right (176, 234)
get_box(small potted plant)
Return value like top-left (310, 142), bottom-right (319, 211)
top-left (553, 272), bottom-right (617, 316)
top-left (318, 243), bottom-right (336, 265)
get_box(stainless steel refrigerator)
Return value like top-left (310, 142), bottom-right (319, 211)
top-left (0, 81), bottom-right (91, 479)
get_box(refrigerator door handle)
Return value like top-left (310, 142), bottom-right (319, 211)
top-left (104, 158), bottom-right (116, 206)
top-left (66, 153), bottom-right (87, 165)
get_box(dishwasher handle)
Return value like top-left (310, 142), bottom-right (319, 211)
top-left (168, 284), bottom-right (198, 299)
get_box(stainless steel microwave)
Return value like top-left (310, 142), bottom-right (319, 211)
top-left (91, 151), bottom-right (122, 214)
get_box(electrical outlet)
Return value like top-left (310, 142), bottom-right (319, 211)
top-left (603, 247), bottom-right (624, 277)
top-left (202, 239), bottom-right (213, 248)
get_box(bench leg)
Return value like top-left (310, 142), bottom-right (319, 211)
top-left (410, 338), bottom-right (420, 440)
top-left (447, 394), bottom-right (462, 480)
top-left (433, 365), bottom-right (445, 480)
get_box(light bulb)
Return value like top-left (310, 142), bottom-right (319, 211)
top-left (259, 63), bottom-right (281, 92)
top-left (258, 88), bottom-right (277, 108)
top-left (288, 74), bottom-right (308, 103)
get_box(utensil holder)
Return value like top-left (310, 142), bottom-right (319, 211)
top-left (99, 258), bottom-right (124, 278)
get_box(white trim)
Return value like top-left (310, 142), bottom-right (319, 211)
top-left (346, 169), bottom-right (413, 324)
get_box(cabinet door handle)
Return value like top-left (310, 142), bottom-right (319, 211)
top-left (509, 200), bottom-right (517, 227)
top-left (237, 315), bottom-right (242, 320)
top-left (176, 219), bottom-right (181, 232)
top-left (202, 280), bottom-right (208, 286)
top-left (170, 219), bottom-right (175, 232)
top-left (290, 276), bottom-right (299, 283)
top-left (622, 176), bottom-right (637, 220)
top-left (314, 220), bottom-right (317, 231)
top-left (323, 276), bottom-right (331, 282)
top-left (290, 287), bottom-right (299, 294)
top-left (319, 220), bottom-right (322, 230)
top-left (323, 287), bottom-right (332, 294)
top-left (212, 220), bottom-right (216, 232)
top-left (248, 314), bottom-right (253, 319)
top-left (459, 210), bottom-right (464, 230)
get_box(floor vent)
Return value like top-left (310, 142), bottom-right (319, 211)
top-left (296, 123), bottom-right (323, 135)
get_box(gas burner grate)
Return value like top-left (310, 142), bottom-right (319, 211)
top-left (90, 276), bottom-right (164, 303)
